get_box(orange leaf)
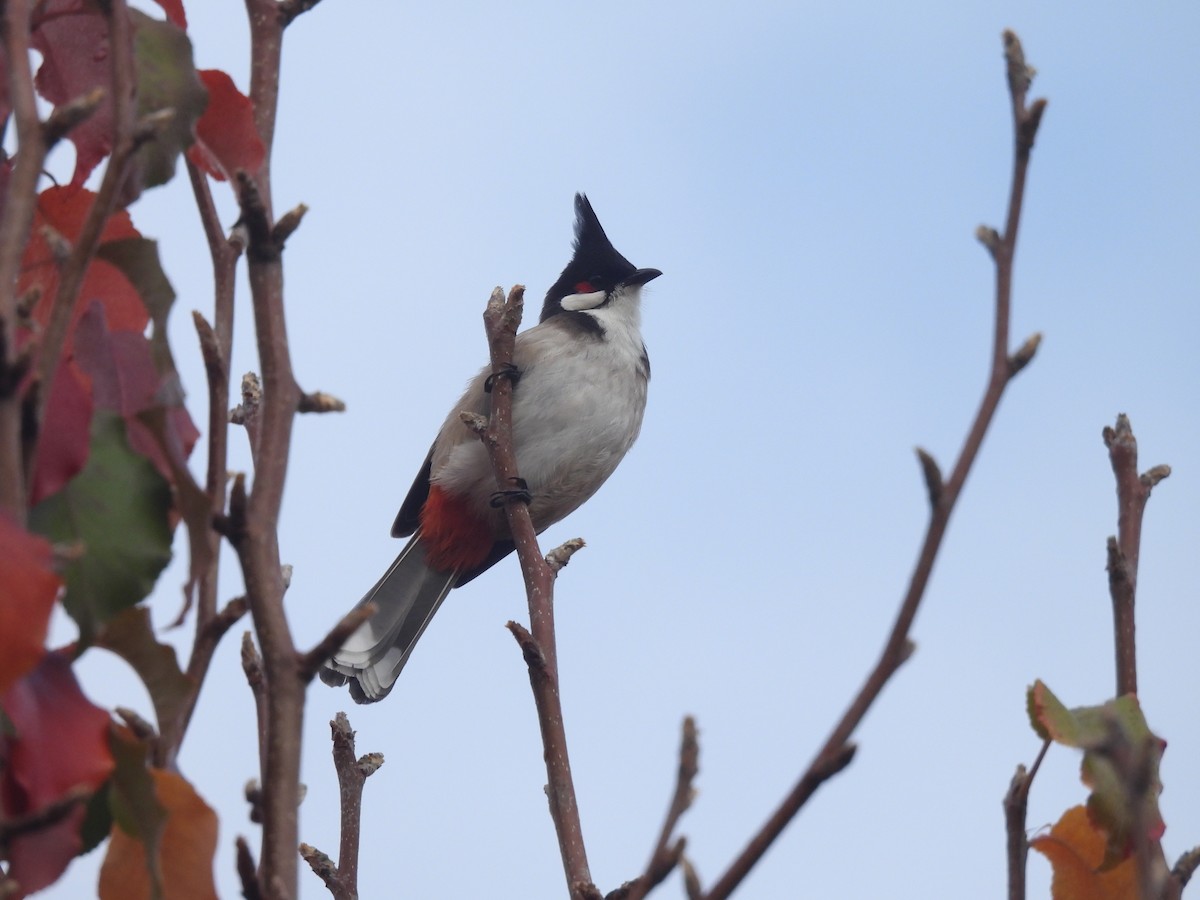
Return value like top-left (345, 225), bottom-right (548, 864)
top-left (0, 514), bottom-right (60, 692)
top-left (99, 769), bottom-right (218, 900)
top-left (1031, 805), bottom-right (1139, 900)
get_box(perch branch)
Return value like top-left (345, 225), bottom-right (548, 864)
top-left (474, 285), bottom-right (595, 898)
top-left (701, 31), bottom-right (1046, 899)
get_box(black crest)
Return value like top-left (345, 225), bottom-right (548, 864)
top-left (539, 194), bottom-right (639, 324)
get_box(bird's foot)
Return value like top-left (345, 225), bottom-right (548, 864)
top-left (490, 477), bottom-right (532, 507)
top-left (484, 363), bottom-right (521, 393)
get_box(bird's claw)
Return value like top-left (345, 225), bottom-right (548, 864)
top-left (490, 477), bottom-right (532, 507)
top-left (484, 363), bottom-right (521, 393)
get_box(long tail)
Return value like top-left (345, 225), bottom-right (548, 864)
top-left (319, 537), bottom-right (456, 703)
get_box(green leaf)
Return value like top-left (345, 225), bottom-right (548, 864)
top-left (96, 608), bottom-right (194, 738)
top-left (131, 10), bottom-right (208, 189)
top-left (1025, 681), bottom-right (1165, 870)
top-left (29, 412), bottom-right (173, 640)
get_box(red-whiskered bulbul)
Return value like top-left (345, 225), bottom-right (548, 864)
top-left (320, 194), bottom-right (661, 702)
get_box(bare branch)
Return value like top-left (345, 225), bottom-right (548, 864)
top-left (236, 835), bottom-right (263, 900)
top-left (701, 32), bottom-right (1046, 899)
top-left (42, 87), bottom-right (106, 149)
top-left (327, 713), bottom-right (384, 898)
top-left (272, 203), bottom-right (308, 246)
top-left (1004, 739), bottom-right (1049, 900)
top-left (115, 707), bottom-right (159, 743)
top-left (299, 843), bottom-right (345, 896)
top-left (0, 785), bottom-right (92, 844)
top-left (622, 717), bottom-right (701, 900)
top-left (1103, 414), bottom-right (1169, 697)
top-left (1172, 846), bottom-right (1200, 889)
top-left (471, 284), bottom-right (595, 897)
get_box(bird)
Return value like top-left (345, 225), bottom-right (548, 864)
top-left (320, 194), bottom-right (662, 702)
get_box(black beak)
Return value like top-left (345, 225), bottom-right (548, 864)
top-left (624, 267), bottom-right (663, 287)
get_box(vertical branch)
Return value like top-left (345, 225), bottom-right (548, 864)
top-left (1004, 739), bottom-right (1049, 900)
top-left (0, 0), bottom-right (48, 520)
top-left (700, 32), bottom-right (1047, 900)
top-left (467, 286), bottom-right (596, 898)
top-left (1102, 414), bottom-right (1169, 697)
top-left (300, 714), bottom-right (383, 899)
top-left (156, 160), bottom-right (246, 767)
top-left (230, 2), bottom-right (327, 894)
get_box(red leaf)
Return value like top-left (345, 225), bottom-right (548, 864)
top-left (0, 515), bottom-right (61, 694)
top-left (20, 187), bottom-right (146, 349)
top-left (31, 0), bottom-right (114, 186)
top-left (28, 356), bottom-right (94, 505)
top-left (187, 69), bottom-right (264, 181)
top-left (71, 301), bottom-right (198, 486)
top-left (0, 651), bottom-right (115, 895)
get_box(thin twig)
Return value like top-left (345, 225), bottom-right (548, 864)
top-left (241, 631), bottom-right (269, 788)
top-left (279, 0), bottom-right (327, 26)
top-left (1102, 414), bottom-right (1170, 697)
top-left (298, 390), bottom-right (346, 414)
top-left (701, 32), bottom-right (1046, 899)
top-left (236, 835), bottom-right (264, 900)
top-left (0, 785), bottom-right (92, 846)
top-left (476, 285), bottom-right (595, 898)
top-left (299, 844), bottom-right (345, 897)
top-left (622, 717), bottom-right (701, 900)
top-left (1172, 846), bottom-right (1200, 890)
top-left (1004, 739), bottom-right (1049, 900)
top-left (324, 713), bottom-right (384, 899)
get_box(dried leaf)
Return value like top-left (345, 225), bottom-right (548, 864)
top-left (99, 769), bottom-right (218, 900)
top-left (1031, 805), bottom-right (1139, 900)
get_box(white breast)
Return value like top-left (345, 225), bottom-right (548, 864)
top-left (431, 284), bottom-right (650, 534)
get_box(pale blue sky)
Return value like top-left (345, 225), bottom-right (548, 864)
top-left (46, 1), bottom-right (1200, 897)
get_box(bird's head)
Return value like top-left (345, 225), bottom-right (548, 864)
top-left (540, 194), bottom-right (662, 324)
